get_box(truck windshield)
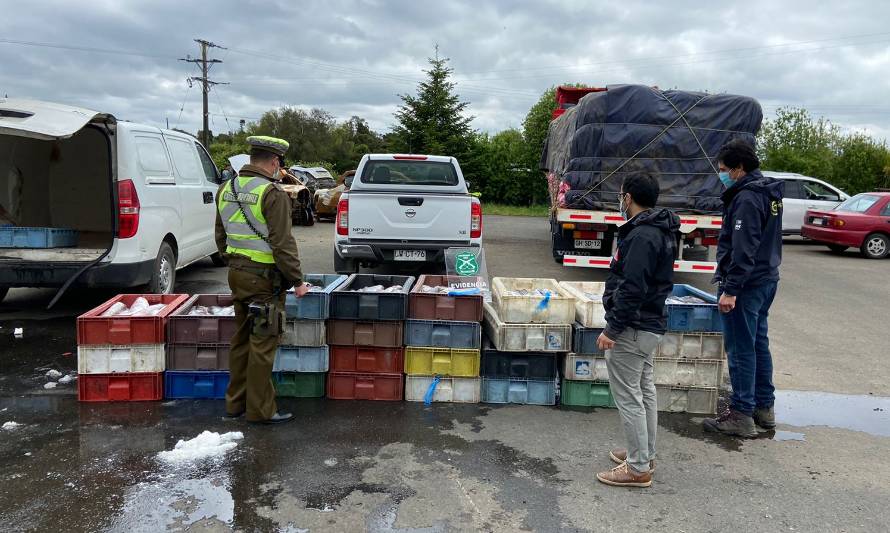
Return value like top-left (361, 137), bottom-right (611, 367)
top-left (361, 160), bottom-right (458, 186)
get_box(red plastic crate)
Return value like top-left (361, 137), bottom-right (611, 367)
top-left (409, 275), bottom-right (484, 321)
top-left (329, 345), bottom-right (404, 374)
top-left (77, 294), bottom-right (189, 345)
top-left (77, 372), bottom-right (164, 402)
top-left (326, 372), bottom-right (404, 401)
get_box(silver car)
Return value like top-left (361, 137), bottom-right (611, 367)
top-left (763, 171), bottom-right (850, 235)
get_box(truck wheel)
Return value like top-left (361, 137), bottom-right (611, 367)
top-left (334, 253), bottom-right (358, 275)
top-left (860, 233), bottom-right (889, 259)
top-left (827, 244), bottom-right (848, 254)
top-left (210, 252), bottom-right (226, 267)
top-left (0, 287), bottom-right (8, 304)
top-left (148, 242), bottom-right (177, 294)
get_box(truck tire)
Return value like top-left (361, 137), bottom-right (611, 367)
top-left (334, 253), bottom-right (358, 275)
top-left (860, 233), bottom-right (889, 259)
top-left (148, 242), bottom-right (177, 294)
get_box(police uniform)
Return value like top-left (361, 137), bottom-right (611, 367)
top-left (215, 136), bottom-right (303, 422)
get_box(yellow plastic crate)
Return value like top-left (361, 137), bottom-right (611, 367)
top-left (404, 346), bottom-right (481, 377)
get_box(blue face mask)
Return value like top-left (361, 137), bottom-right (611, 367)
top-left (718, 171), bottom-right (734, 188)
top-left (619, 193), bottom-right (628, 220)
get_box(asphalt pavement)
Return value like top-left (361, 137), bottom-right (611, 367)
top-left (1, 215), bottom-right (888, 532)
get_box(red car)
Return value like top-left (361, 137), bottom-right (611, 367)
top-left (801, 192), bottom-right (890, 259)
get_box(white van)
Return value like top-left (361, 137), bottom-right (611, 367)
top-left (0, 99), bottom-right (224, 305)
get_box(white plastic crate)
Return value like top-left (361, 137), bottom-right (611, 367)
top-left (77, 344), bottom-right (166, 374)
top-left (654, 358), bottom-right (724, 388)
top-left (563, 354), bottom-right (610, 381)
top-left (404, 376), bottom-right (481, 403)
top-left (657, 332), bottom-right (725, 359)
top-left (558, 281), bottom-right (607, 328)
top-left (281, 319), bottom-right (326, 347)
top-left (483, 302), bottom-right (572, 352)
top-left (491, 277), bottom-right (576, 324)
top-left (656, 386), bottom-right (719, 414)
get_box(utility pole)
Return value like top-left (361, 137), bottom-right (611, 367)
top-left (180, 39), bottom-right (228, 147)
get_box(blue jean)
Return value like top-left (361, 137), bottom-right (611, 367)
top-left (719, 281), bottom-right (778, 416)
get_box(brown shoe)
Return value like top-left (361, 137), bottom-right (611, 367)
top-left (609, 449), bottom-right (656, 473)
top-left (596, 461), bottom-right (652, 488)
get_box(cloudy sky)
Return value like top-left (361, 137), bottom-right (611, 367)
top-left (3, 0), bottom-right (890, 141)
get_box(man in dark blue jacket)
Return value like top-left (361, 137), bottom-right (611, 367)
top-left (703, 139), bottom-right (784, 437)
top-left (596, 174), bottom-right (679, 488)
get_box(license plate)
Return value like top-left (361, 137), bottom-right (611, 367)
top-left (394, 250), bottom-right (426, 261)
top-left (812, 217), bottom-right (823, 226)
top-left (575, 239), bottom-right (602, 250)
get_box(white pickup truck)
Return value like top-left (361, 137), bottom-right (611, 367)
top-left (333, 154), bottom-right (482, 273)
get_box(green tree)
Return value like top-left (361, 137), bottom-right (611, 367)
top-left (758, 107), bottom-right (839, 180)
top-left (522, 87), bottom-right (558, 171)
top-left (474, 129), bottom-right (547, 205)
top-left (250, 107), bottom-right (337, 164)
top-left (831, 133), bottom-right (890, 193)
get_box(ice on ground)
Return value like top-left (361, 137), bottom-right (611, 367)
top-left (157, 431), bottom-right (244, 463)
top-left (3, 421), bottom-right (21, 430)
top-left (58, 374), bottom-right (76, 384)
top-left (46, 369), bottom-right (63, 379)
top-left (324, 458), bottom-right (338, 467)
top-left (44, 382), bottom-right (57, 389)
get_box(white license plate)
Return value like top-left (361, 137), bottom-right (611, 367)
top-left (575, 239), bottom-right (602, 250)
top-left (812, 217), bottom-right (823, 226)
top-left (394, 250), bottom-right (426, 261)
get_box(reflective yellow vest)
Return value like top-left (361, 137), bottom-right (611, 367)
top-left (218, 176), bottom-right (274, 264)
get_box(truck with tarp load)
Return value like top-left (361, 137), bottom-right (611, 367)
top-left (542, 84), bottom-right (762, 273)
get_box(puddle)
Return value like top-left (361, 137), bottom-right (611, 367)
top-left (772, 430), bottom-right (806, 442)
top-left (775, 390), bottom-right (890, 437)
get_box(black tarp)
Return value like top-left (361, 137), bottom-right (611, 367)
top-left (541, 84), bottom-right (762, 214)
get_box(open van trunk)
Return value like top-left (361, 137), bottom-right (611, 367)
top-left (0, 99), bottom-right (117, 302)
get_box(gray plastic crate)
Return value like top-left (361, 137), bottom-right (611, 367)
top-left (657, 332), bottom-right (725, 359)
top-left (656, 386), bottom-right (719, 414)
top-left (481, 378), bottom-right (557, 405)
top-left (281, 319), bottom-right (326, 347)
top-left (329, 274), bottom-right (415, 320)
top-left (285, 274), bottom-right (347, 319)
top-left (483, 302), bottom-right (572, 352)
top-left (654, 358), bottom-right (724, 388)
top-left (573, 324), bottom-right (605, 355)
top-left (273, 345), bottom-right (329, 372)
top-left (404, 319), bottom-right (481, 349)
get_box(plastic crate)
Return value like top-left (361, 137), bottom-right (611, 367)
top-left (560, 380), bottom-right (615, 408)
top-left (559, 281), bottom-right (607, 328)
top-left (491, 277), bottom-right (576, 324)
top-left (78, 372), bottom-right (164, 402)
top-left (326, 319), bottom-right (404, 348)
top-left (657, 332), bottom-right (725, 359)
top-left (563, 354), bottom-right (610, 381)
top-left (405, 376), bottom-right (481, 403)
top-left (273, 372), bottom-right (326, 397)
top-left (77, 294), bottom-right (190, 345)
top-left (78, 344), bottom-right (166, 374)
top-left (481, 378), bottom-right (558, 405)
top-left (409, 275), bottom-right (484, 321)
top-left (164, 371), bottom-right (229, 399)
top-left (404, 347), bottom-right (481, 377)
top-left (483, 302), bottom-right (572, 352)
top-left (326, 372), bottom-right (404, 401)
top-left (166, 295), bottom-right (236, 345)
top-left (654, 358), bottom-right (724, 388)
top-left (282, 319), bottom-right (326, 347)
top-left (573, 325), bottom-right (605, 355)
top-left (0, 227), bottom-right (78, 248)
top-left (480, 344), bottom-right (558, 380)
top-left (404, 319), bottom-right (481, 350)
top-left (329, 274), bottom-right (415, 320)
top-left (656, 385), bottom-right (719, 414)
top-left (273, 345), bottom-right (329, 372)
top-left (666, 285), bottom-right (721, 332)
top-left (166, 344), bottom-right (230, 371)
top-left (285, 274), bottom-right (347, 319)
top-left (329, 345), bottom-right (404, 374)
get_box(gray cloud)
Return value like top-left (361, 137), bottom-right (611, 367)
top-left (2, 0), bottom-right (889, 140)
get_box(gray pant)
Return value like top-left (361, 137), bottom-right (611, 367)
top-left (605, 327), bottom-right (662, 473)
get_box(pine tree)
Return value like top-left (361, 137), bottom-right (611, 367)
top-left (391, 50), bottom-right (475, 158)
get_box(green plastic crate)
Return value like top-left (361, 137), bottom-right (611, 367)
top-left (273, 372), bottom-right (326, 397)
top-left (560, 379), bottom-right (615, 407)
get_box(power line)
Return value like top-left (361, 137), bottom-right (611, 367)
top-left (0, 38), bottom-right (173, 59)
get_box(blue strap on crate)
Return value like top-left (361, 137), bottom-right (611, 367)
top-left (536, 291), bottom-right (551, 311)
top-left (423, 375), bottom-right (442, 405)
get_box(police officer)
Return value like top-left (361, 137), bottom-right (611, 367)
top-left (215, 135), bottom-right (309, 424)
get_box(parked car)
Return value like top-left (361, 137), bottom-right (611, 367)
top-left (0, 98), bottom-right (224, 304)
top-left (801, 192), bottom-right (890, 259)
top-left (290, 165), bottom-right (336, 195)
top-left (333, 154), bottom-right (482, 273)
top-left (763, 171), bottom-right (849, 235)
top-left (315, 171), bottom-right (353, 220)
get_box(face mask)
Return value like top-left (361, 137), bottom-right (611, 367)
top-left (619, 193), bottom-right (628, 220)
top-left (718, 171), bottom-right (734, 188)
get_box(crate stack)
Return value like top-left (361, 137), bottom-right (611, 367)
top-left (480, 278), bottom-right (575, 406)
top-left (403, 275), bottom-right (484, 404)
top-left (326, 274), bottom-right (415, 401)
top-left (77, 294), bottom-right (189, 402)
top-left (164, 294), bottom-right (237, 399)
top-left (273, 274), bottom-right (347, 398)
top-left (559, 283), bottom-right (724, 414)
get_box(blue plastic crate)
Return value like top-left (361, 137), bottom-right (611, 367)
top-left (481, 377), bottom-right (557, 405)
top-left (667, 285), bottom-right (721, 333)
top-left (404, 319), bottom-right (481, 349)
top-left (273, 345), bottom-right (329, 372)
top-left (164, 371), bottom-right (229, 399)
top-left (0, 227), bottom-right (78, 248)
top-left (573, 324), bottom-right (605, 355)
top-left (285, 274), bottom-right (347, 319)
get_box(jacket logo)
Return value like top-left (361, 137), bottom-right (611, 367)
top-left (771, 200), bottom-right (782, 216)
top-left (735, 219), bottom-right (743, 230)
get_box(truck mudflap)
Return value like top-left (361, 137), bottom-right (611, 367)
top-left (561, 255), bottom-right (717, 274)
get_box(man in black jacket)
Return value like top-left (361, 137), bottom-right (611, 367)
top-left (596, 174), bottom-right (679, 488)
top-left (703, 139), bottom-right (784, 437)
